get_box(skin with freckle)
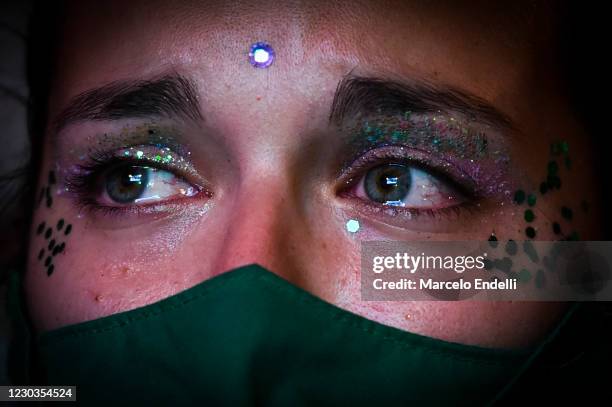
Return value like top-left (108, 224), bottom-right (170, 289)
top-left (25, 0), bottom-right (602, 350)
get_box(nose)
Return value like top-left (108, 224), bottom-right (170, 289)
top-left (212, 171), bottom-right (309, 287)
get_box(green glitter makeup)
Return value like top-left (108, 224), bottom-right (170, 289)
top-left (341, 111), bottom-right (514, 202)
top-left (513, 190), bottom-right (525, 205)
top-left (527, 194), bottom-right (536, 207)
top-left (60, 123), bottom-right (205, 213)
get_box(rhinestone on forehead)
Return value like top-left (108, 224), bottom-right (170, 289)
top-left (248, 42), bottom-right (275, 68)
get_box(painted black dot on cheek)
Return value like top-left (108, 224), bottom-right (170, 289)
top-left (47, 265), bottom-right (54, 276)
top-left (526, 226), bottom-right (536, 239)
top-left (527, 194), bottom-right (537, 207)
top-left (58, 242), bottom-right (65, 253)
top-left (44, 227), bottom-right (52, 239)
top-left (57, 219), bottom-right (64, 231)
top-left (513, 190), bottom-right (525, 205)
top-left (52, 246), bottom-right (60, 256)
top-left (44, 256), bottom-right (52, 267)
top-left (539, 182), bottom-right (548, 194)
top-left (553, 222), bottom-right (562, 235)
top-left (38, 249), bottom-right (44, 260)
top-left (488, 234), bottom-right (498, 248)
top-left (505, 240), bottom-right (518, 256)
top-left (523, 241), bottom-right (539, 263)
top-left (48, 239), bottom-right (56, 251)
top-left (37, 222), bottom-right (45, 235)
top-left (64, 224), bottom-right (72, 236)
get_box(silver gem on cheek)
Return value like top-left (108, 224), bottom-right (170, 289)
top-left (248, 42), bottom-right (275, 68)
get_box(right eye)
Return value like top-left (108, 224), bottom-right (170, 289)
top-left (100, 163), bottom-right (199, 206)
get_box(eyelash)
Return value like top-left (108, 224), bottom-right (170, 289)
top-left (65, 148), bottom-right (203, 216)
top-left (337, 145), bottom-right (480, 219)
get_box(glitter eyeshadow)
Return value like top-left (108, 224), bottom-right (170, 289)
top-left (248, 42), bottom-right (275, 68)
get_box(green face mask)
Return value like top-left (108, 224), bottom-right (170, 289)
top-left (7, 265), bottom-right (570, 406)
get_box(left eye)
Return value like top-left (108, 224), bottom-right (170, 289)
top-left (354, 163), bottom-right (465, 209)
top-left (101, 164), bottom-right (198, 205)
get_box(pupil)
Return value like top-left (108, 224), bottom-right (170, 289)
top-left (364, 163), bottom-right (411, 204)
top-left (106, 165), bottom-right (150, 203)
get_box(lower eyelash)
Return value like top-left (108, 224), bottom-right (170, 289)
top-left (338, 189), bottom-right (481, 221)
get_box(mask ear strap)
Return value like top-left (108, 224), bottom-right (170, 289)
top-left (488, 302), bottom-right (582, 406)
top-left (6, 269), bottom-right (38, 384)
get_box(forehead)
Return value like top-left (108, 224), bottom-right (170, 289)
top-left (51, 0), bottom-right (557, 122)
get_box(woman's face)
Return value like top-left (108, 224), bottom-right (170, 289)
top-left (26, 0), bottom-right (601, 348)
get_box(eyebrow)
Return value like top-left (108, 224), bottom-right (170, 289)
top-left (329, 75), bottom-right (514, 131)
top-left (52, 74), bottom-right (203, 134)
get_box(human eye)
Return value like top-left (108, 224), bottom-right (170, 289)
top-left (335, 113), bottom-right (513, 229)
top-left (339, 146), bottom-right (471, 219)
top-left (65, 144), bottom-right (208, 216)
top-left (353, 158), bottom-right (466, 209)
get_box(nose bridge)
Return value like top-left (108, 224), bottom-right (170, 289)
top-left (213, 171), bottom-right (302, 283)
